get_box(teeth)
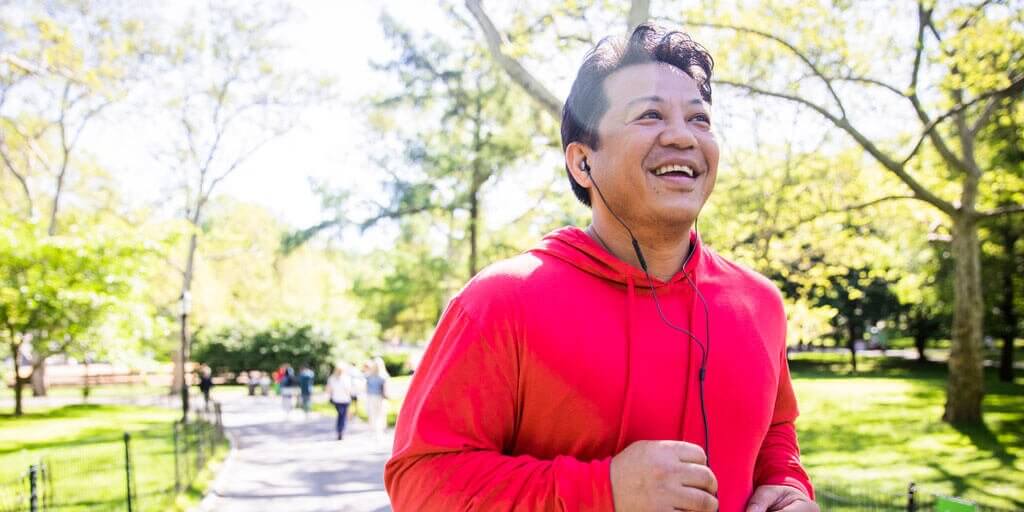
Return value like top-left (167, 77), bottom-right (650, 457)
top-left (654, 164), bottom-right (696, 177)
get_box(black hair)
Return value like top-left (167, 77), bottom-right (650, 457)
top-left (560, 23), bottom-right (714, 206)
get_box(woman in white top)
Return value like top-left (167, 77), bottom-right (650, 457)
top-left (326, 363), bottom-right (355, 440)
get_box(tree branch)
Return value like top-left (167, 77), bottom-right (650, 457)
top-left (627, 0), bottom-right (651, 31)
top-left (828, 75), bottom-right (905, 98)
top-left (971, 74), bottom-right (1023, 135)
top-left (715, 79), bottom-right (957, 216)
top-left (740, 195), bottom-right (922, 248)
top-left (979, 203), bottom-right (1024, 220)
top-left (359, 204), bottom-right (435, 230)
top-left (204, 127), bottom-right (288, 199)
top-left (0, 136), bottom-right (33, 217)
top-left (49, 80), bottom-right (74, 236)
top-left (685, 20), bottom-right (848, 119)
top-left (67, 99), bottom-right (114, 152)
top-left (465, 0), bottom-right (563, 118)
top-left (280, 218), bottom-right (343, 254)
top-left (907, 3), bottom-right (967, 174)
top-left (901, 74), bottom-right (1024, 166)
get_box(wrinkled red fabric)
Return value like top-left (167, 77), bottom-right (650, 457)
top-left (385, 226), bottom-right (813, 511)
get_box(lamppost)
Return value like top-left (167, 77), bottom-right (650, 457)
top-left (179, 291), bottom-right (191, 423)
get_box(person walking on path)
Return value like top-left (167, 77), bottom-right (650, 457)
top-left (299, 364), bottom-right (315, 419)
top-left (280, 364), bottom-right (297, 415)
top-left (326, 363), bottom-right (355, 440)
top-left (273, 364), bottom-right (286, 395)
top-left (198, 365), bottom-right (214, 410)
top-left (364, 357), bottom-right (390, 441)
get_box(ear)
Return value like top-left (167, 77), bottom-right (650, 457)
top-left (565, 142), bottom-right (593, 189)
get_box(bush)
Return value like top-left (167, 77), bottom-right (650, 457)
top-left (193, 321), bottom-right (339, 382)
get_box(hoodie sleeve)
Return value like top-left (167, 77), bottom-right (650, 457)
top-left (752, 342), bottom-right (815, 500)
top-left (384, 298), bottom-right (615, 511)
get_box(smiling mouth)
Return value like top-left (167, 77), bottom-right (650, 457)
top-left (651, 164), bottom-right (699, 178)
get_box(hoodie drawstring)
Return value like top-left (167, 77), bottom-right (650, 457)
top-left (614, 275), bottom-right (637, 452)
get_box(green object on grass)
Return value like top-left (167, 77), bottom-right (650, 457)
top-left (936, 495), bottom-right (977, 512)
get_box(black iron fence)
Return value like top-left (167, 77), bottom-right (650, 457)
top-left (815, 481), bottom-right (1022, 511)
top-left (0, 403), bottom-right (225, 512)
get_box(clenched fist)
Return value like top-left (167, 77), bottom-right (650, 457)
top-left (745, 485), bottom-right (818, 512)
top-left (610, 440), bottom-right (718, 512)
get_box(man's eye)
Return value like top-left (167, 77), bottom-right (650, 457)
top-left (691, 114), bottom-right (711, 124)
top-left (639, 110), bottom-right (662, 120)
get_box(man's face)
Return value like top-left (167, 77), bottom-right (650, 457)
top-left (587, 62), bottom-right (719, 229)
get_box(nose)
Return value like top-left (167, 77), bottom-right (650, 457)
top-left (658, 115), bottom-right (698, 150)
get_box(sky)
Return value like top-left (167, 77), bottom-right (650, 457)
top-left (86, 0), bottom-right (922, 237)
top-left (94, 1), bottom-right (455, 230)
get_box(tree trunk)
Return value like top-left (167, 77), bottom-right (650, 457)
top-left (469, 184), bottom-right (479, 278)
top-left (1000, 335), bottom-right (1016, 382)
top-left (170, 348), bottom-right (183, 394)
top-left (848, 340), bottom-right (857, 372)
top-left (914, 333), bottom-right (929, 362)
top-left (847, 321), bottom-right (858, 372)
top-left (627, 0), bottom-right (651, 31)
top-left (31, 358), bottom-right (46, 396)
top-left (944, 216), bottom-right (985, 423)
top-left (998, 227), bottom-right (1018, 382)
top-left (172, 230), bottom-right (199, 395)
top-left (468, 92), bottom-right (483, 279)
top-left (12, 344), bottom-right (23, 416)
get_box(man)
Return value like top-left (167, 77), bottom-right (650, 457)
top-left (385, 23), bottom-right (817, 512)
top-left (298, 364), bottom-right (315, 418)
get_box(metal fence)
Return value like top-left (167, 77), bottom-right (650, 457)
top-left (0, 403), bottom-right (225, 512)
top-left (816, 481), bottom-right (1022, 512)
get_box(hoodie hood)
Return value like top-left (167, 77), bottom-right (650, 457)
top-left (530, 225), bottom-right (703, 288)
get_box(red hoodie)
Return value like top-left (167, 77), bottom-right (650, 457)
top-left (385, 226), bottom-right (813, 511)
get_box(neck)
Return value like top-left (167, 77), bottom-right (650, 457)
top-left (587, 214), bottom-right (693, 282)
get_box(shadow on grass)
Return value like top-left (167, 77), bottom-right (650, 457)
top-left (0, 404), bottom-right (176, 455)
top-left (789, 353), bottom-right (950, 379)
top-left (924, 460), bottom-right (1024, 511)
top-left (0, 403), bottom-right (111, 421)
top-left (951, 421), bottom-right (1017, 467)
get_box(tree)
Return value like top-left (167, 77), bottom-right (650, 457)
top-left (351, 224), bottom-right (456, 342)
top-left (978, 96), bottom-right (1024, 382)
top-left (193, 321), bottom-right (340, 383)
top-left (466, 0), bottom-right (1024, 424)
top-left (152, 1), bottom-right (330, 395)
top-left (691, 1), bottom-right (1022, 423)
top-left (1, 0), bottom-right (153, 394)
top-left (284, 8), bottom-right (556, 338)
top-left (0, 215), bottom-right (152, 415)
top-left (982, 211), bottom-right (1022, 381)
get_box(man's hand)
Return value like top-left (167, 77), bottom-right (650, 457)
top-left (610, 440), bottom-right (718, 512)
top-left (746, 485), bottom-right (819, 512)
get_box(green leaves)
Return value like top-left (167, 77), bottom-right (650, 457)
top-left (0, 214), bottom-right (155, 363)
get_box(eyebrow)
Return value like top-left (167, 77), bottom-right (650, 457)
top-left (625, 95), bottom-right (706, 109)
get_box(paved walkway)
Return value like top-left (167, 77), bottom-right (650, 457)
top-left (198, 395), bottom-right (394, 512)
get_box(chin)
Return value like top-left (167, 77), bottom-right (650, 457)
top-left (652, 210), bottom-right (699, 231)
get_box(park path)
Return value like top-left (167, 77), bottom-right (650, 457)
top-left (197, 394), bottom-right (394, 512)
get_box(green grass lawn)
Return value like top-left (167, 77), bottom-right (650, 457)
top-left (790, 352), bottom-right (1024, 510)
top-left (0, 404), bottom-right (227, 511)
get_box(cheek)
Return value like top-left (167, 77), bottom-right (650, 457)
top-left (702, 136), bottom-right (720, 196)
top-left (702, 134), bottom-right (720, 168)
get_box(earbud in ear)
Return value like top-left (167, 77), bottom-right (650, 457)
top-left (580, 159), bottom-right (591, 173)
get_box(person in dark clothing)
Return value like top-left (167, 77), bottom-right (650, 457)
top-left (280, 364), bottom-right (297, 415)
top-left (298, 365), bottom-right (315, 419)
top-left (326, 363), bottom-right (355, 440)
top-left (198, 365), bottom-right (214, 410)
